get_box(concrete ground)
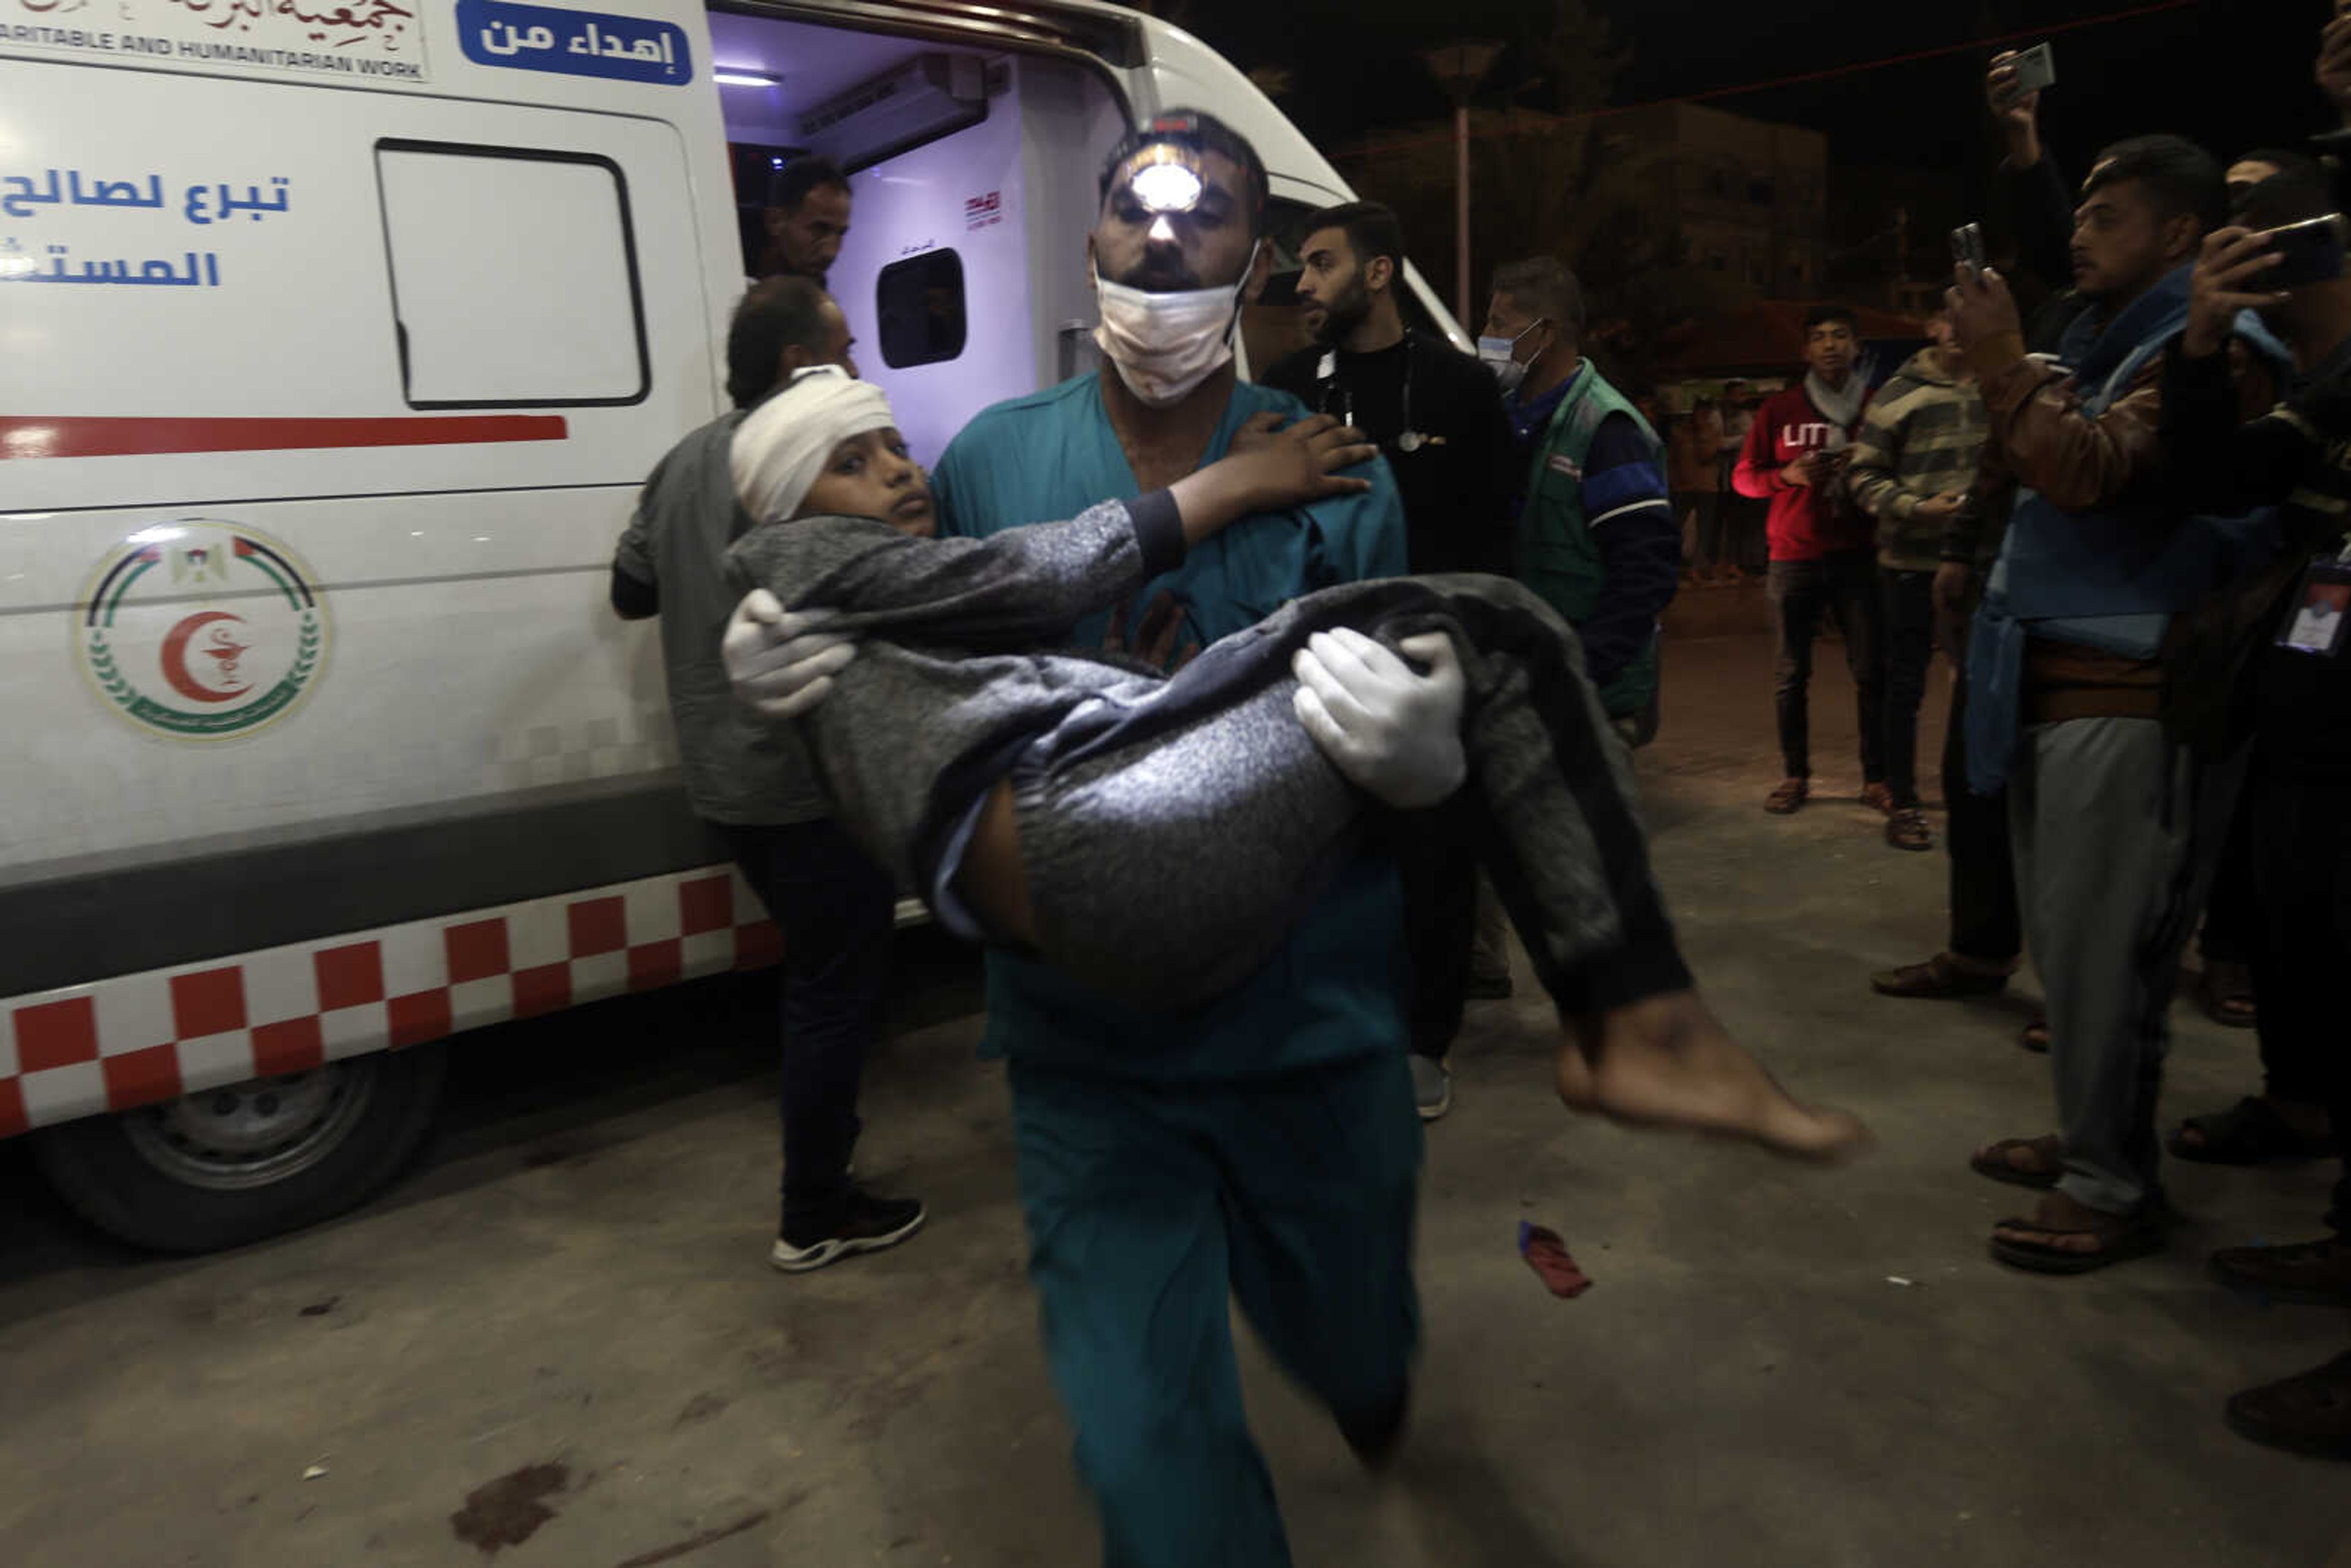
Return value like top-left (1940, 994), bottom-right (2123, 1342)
top-left (4, 623), bottom-right (2349, 1568)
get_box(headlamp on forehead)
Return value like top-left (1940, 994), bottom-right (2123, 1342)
top-left (1098, 110), bottom-right (1268, 228)
top-left (1120, 146), bottom-right (1206, 216)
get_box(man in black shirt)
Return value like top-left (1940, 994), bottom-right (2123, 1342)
top-left (1261, 201), bottom-right (1518, 1121)
top-left (1262, 202), bottom-right (1517, 575)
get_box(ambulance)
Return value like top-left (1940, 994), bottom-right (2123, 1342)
top-left (0, 0), bottom-right (1464, 1251)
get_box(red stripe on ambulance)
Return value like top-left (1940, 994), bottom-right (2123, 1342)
top-left (0, 415), bottom-right (569, 460)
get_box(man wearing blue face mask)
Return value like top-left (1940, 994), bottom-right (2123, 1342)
top-left (1480, 257), bottom-right (1683, 741)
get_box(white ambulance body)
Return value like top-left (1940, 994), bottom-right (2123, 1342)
top-left (0, 0), bottom-right (1461, 1250)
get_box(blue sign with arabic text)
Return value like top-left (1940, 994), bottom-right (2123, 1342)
top-left (457, 0), bottom-right (691, 86)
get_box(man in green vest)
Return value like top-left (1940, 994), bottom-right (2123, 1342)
top-left (1480, 257), bottom-right (1682, 742)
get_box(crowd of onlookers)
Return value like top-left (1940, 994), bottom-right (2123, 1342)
top-left (1564, 16), bottom-right (2351, 1461)
top-left (1730, 22), bottom-right (2351, 1462)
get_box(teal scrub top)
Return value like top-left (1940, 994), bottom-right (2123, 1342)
top-left (931, 372), bottom-right (1412, 1082)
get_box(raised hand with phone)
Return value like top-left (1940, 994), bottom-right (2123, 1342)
top-left (2322, 1), bottom-right (2351, 127)
top-left (2181, 224), bottom-right (2333, 360)
top-left (1987, 45), bottom-right (2054, 168)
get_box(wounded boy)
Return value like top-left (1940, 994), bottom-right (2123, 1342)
top-left (724, 367), bottom-right (1867, 1160)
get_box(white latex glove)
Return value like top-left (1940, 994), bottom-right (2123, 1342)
top-left (722, 589), bottom-right (858, 721)
top-left (1291, 628), bottom-right (1467, 808)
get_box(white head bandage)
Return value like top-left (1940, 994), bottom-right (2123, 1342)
top-left (730, 366), bottom-right (898, 524)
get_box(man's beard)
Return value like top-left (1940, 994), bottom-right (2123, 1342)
top-left (1310, 281), bottom-right (1371, 346)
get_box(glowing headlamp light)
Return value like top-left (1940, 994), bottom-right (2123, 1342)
top-left (1121, 148), bottom-right (1206, 216)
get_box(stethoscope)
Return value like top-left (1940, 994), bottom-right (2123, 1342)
top-left (1314, 331), bottom-right (1432, 454)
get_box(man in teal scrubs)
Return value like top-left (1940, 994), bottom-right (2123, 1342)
top-left (924, 114), bottom-right (1422, 1567)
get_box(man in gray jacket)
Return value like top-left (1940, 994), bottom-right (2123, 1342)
top-left (611, 277), bottom-right (926, 1273)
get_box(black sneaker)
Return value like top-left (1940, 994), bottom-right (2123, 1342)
top-left (771, 1188), bottom-right (926, 1274)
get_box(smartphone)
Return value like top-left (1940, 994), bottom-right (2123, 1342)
top-left (1950, 222), bottom-right (1987, 273)
top-left (2259, 214), bottom-right (2347, 288)
top-left (1998, 43), bottom-right (2056, 102)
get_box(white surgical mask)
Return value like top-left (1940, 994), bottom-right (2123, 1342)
top-left (1092, 245), bottom-right (1259, 408)
top-left (1477, 320), bottom-right (1545, 396)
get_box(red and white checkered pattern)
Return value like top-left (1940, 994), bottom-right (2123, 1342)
top-left (0, 865), bottom-right (781, 1139)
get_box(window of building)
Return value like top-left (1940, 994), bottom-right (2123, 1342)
top-left (376, 140), bottom-right (648, 408)
top-left (876, 249), bottom-right (968, 368)
top-left (1749, 178), bottom-right (1775, 205)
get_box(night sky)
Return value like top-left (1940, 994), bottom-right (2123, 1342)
top-left (1183, 0), bottom-right (2334, 258)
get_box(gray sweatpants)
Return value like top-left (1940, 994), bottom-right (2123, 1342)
top-left (1009, 576), bottom-right (1693, 1018)
top-left (2008, 716), bottom-right (2242, 1214)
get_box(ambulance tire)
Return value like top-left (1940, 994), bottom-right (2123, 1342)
top-left (29, 1045), bottom-right (447, 1255)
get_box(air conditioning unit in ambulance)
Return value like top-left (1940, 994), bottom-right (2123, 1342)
top-left (798, 53), bottom-right (988, 173)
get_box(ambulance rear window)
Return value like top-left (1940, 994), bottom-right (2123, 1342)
top-left (875, 249), bottom-right (967, 369)
top-left (376, 140), bottom-right (650, 408)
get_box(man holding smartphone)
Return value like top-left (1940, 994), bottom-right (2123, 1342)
top-left (1946, 137), bottom-right (2289, 1274)
top-left (1733, 306), bottom-right (1883, 820)
top-left (2158, 159), bottom-right (2351, 1462)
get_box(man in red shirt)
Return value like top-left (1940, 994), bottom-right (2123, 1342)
top-left (1734, 306), bottom-right (1883, 817)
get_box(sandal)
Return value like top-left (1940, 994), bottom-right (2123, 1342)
top-left (2197, 960), bottom-right (2258, 1029)
top-left (2167, 1097), bottom-right (2334, 1166)
top-left (1870, 952), bottom-right (2011, 999)
top-left (2019, 1019), bottom-right (2050, 1054)
top-left (1885, 808), bottom-right (1933, 852)
top-left (1971, 1133), bottom-right (2064, 1190)
top-left (1764, 778), bottom-right (1809, 816)
top-left (1990, 1198), bottom-right (2169, 1275)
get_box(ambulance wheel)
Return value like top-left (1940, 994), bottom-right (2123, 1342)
top-left (29, 1046), bottom-right (446, 1255)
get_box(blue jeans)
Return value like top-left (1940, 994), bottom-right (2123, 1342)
top-left (720, 818), bottom-right (897, 1231)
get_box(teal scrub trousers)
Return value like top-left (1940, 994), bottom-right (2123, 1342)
top-left (1010, 1050), bottom-right (1422, 1568)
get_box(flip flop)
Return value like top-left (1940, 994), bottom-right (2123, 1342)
top-left (1991, 1206), bottom-right (2168, 1275)
top-left (1970, 1134), bottom-right (2063, 1190)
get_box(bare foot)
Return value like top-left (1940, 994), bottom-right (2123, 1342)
top-left (1554, 992), bottom-right (1872, 1161)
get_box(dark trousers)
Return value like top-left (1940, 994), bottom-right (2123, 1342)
top-left (1393, 799), bottom-right (1478, 1062)
top-left (719, 818), bottom-right (898, 1231)
top-left (1719, 462), bottom-right (1769, 571)
top-left (1879, 568), bottom-right (1936, 808)
top-left (2199, 790), bottom-right (2262, 969)
top-left (1942, 672), bottom-right (2022, 964)
top-left (2246, 768), bottom-right (2351, 1236)
top-left (1769, 550), bottom-right (1885, 783)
